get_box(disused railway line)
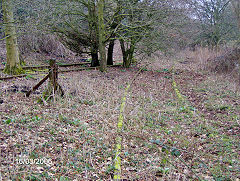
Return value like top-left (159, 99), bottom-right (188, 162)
top-left (0, 62), bottom-right (121, 80)
top-left (0, 62), bottom-right (91, 71)
top-left (0, 62), bottom-right (92, 80)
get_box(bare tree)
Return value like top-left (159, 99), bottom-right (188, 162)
top-left (186, 0), bottom-right (235, 47)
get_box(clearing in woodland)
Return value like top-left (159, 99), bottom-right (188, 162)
top-left (0, 51), bottom-right (239, 180)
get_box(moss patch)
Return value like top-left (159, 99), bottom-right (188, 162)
top-left (3, 64), bottom-right (25, 75)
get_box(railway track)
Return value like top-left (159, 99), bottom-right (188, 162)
top-left (0, 62), bottom-right (91, 71)
top-left (0, 62), bottom-right (121, 80)
top-left (0, 62), bottom-right (92, 80)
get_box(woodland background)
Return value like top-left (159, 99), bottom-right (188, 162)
top-left (0, 0), bottom-right (239, 180)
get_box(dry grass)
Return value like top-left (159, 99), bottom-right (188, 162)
top-left (164, 46), bottom-right (240, 91)
top-left (173, 47), bottom-right (223, 72)
top-left (19, 34), bottom-right (72, 57)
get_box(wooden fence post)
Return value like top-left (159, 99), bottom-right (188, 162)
top-left (49, 59), bottom-right (58, 94)
top-left (26, 59), bottom-right (64, 99)
top-left (48, 59), bottom-right (64, 97)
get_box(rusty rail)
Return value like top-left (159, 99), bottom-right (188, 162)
top-left (0, 62), bottom-right (91, 71)
top-left (0, 64), bottom-right (121, 80)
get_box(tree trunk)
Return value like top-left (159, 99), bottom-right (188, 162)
top-left (98, 0), bottom-right (107, 72)
top-left (120, 39), bottom-right (135, 68)
top-left (90, 46), bottom-right (99, 67)
top-left (120, 39), bottom-right (127, 66)
top-left (88, 1), bottom-right (99, 67)
top-left (107, 39), bottom-right (114, 65)
top-left (127, 41), bottom-right (135, 67)
top-left (2, 0), bottom-right (23, 75)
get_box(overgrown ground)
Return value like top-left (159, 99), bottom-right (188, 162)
top-left (0, 49), bottom-right (239, 180)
